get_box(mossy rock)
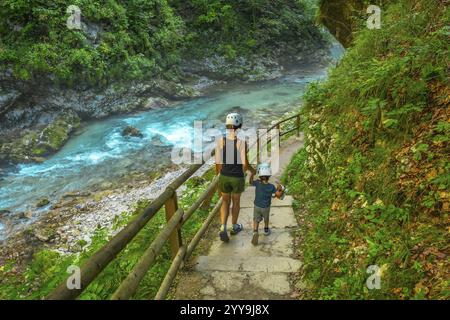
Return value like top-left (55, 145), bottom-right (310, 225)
top-left (31, 146), bottom-right (47, 156)
top-left (122, 126), bottom-right (144, 138)
top-left (36, 198), bottom-right (50, 208)
top-left (1, 113), bottom-right (81, 163)
top-left (38, 114), bottom-right (81, 153)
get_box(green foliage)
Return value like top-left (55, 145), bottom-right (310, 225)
top-left (283, 0), bottom-right (449, 299)
top-left (0, 0), bottom-right (184, 85)
top-left (183, 0), bottom-right (325, 59)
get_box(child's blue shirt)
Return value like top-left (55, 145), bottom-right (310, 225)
top-left (252, 180), bottom-right (277, 208)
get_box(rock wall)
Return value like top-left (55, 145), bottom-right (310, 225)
top-left (318, 0), bottom-right (367, 48)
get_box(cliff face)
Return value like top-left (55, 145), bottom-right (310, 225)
top-left (318, 0), bottom-right (380, 48)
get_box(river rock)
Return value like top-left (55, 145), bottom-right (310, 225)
top-left (36, 198), bottom-right (50, 208)
top-left (122, 126), bottom-right (143, 138)
top-left (150, 134), bottom-right (171, 147)
top-left (142, 97), bottom-right (169, 110)
top-left (17, 211), bottom-right (33, 219)
top-left (33, 227), bottom-right (56, 242)
top-left (0, 209), bottom-right (11, 218)
top-left (30, 157), bottom-right (46, 163)
top-left (153, 79), bottom-right (198, 100)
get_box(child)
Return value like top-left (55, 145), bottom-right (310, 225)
top-left (249, 163), bottom-right (284, 246)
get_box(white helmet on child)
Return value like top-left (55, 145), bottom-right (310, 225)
top-left (257, 163), bottom-right (272, 177)
top-left (225, 113), bottom-right (243, 128)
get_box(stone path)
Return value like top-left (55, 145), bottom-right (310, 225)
top-left (175, 135), bottom-right (304, 300)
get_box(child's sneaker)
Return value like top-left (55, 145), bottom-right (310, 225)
top-left (251, 232), bottom-right (259, 246)
top-left (264, 228), bottom-right (271, 236)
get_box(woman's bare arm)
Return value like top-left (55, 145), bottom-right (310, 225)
top-left (274, 184), bottom-right (283, 199)
top-left (243, 141), bottom-right (256, 175)
top-left (215, 137), bottom-right (223, 175)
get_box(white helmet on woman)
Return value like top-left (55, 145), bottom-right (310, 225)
top-left (226, 113), bottom-right (243, 128)
top-left (257, 163), bottom-right (272, 177)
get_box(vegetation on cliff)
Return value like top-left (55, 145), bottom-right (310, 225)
top-left (284, 0), bottom-right (449, 299)
top-left (0, 0), bottom-right (326, 86)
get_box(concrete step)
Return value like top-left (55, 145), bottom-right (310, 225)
top-left (227, 207), bottom-right (297, 229)
top-left (175, 270), bottom-right (295, 300)
top-left (207, 228), bottom-right (294, 257)
top-left (194, 255), bottom-right (302, 273)
top-left (240, 187), bottom-right (293, 208)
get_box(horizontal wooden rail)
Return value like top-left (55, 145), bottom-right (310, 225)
top-left (46, 113), bottom-right (302, 301)
top-left (111, 208), bottom-right (185, 300)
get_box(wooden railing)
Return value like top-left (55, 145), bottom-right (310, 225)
top-left (46, 113), bottom-right (303, 300)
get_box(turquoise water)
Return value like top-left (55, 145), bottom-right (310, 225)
top-left (0, 45), bottom-right (344, 237)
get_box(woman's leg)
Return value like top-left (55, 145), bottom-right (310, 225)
top-left (220, 192), bottom-right (231, 226)
top-left (231, 193), bottom-right (241, 225)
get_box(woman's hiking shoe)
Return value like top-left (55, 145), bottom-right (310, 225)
top-left (264, 228), bottom-right (271, 236)
top-left (230, 223), bottom-right (244, 235)
top-left (251, 232), bottom-right (259, 246)
top-left (219, 230), bottom-right (229, 243)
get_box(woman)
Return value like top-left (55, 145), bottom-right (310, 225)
top-left (215, 113), bottom-right (256, 242)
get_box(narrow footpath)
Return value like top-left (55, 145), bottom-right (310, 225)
top-left (175, 135), bottom-right (304, 299)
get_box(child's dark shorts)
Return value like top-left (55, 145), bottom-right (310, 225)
top-left (253, 205), bottom-right (270, 223)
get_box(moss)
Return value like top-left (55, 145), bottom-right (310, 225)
top-left (77, 239), bottom-right (88, 248)
top-left (31, 146), bottom-right (47, 156)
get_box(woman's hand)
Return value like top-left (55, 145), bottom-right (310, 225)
top-left (249, 171), bottom-right (255, 185)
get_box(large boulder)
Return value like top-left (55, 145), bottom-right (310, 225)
top-left (0, 112), bottom-right (80, 163)
top-left (122, 125), bottom-right (144, 138)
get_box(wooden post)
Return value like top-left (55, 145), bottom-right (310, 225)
top-left (256, 136), bottom-right (260, 165)
top-left (276, 124), bottom-right (281, 147)
top-left (165, 190), bottom-right (182, 258)
top-left (296, 115), bottom-right (301, 137)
